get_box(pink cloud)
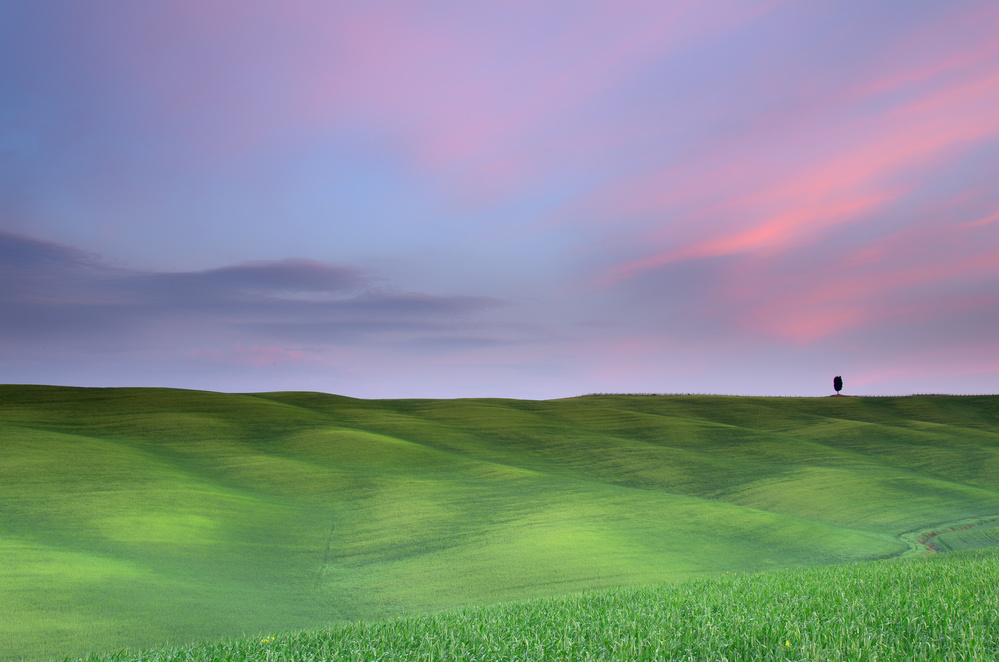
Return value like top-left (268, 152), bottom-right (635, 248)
top-left (662, 177), bottom-right (999, 348)
top-left (851, 341), bottom-right (999, 392)
top-left (613, 192), bottom-right (897, 282)
top-left (189, 343), bottom-right (311, 368)
top-left (855, 3), bottom-right (999, 98)
top-left (598, 37), bottom-right (999, 285)
top-left (730, 232), bottom-right (999, 345)
top-left (223, 1), bottom-right (783, 200)
top-left (961, 207), bottom-right (999, 229)
top-left (49, 1), bottom-right (795, 220)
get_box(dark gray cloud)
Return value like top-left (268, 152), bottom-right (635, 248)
top-left (0, 232), bottom-right (108, 302)
top-left (0, 232), bottom-right (505, 347)
top-left (0, 232), bottom-right (93, 270)
top-left (124, 259), bottom-right (366, 304)
top-left (240, 320), bottom-right (445, 344)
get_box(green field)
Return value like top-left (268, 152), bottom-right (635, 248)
top-left (2, 386), bottom-right (999, 660)
top-left (69, 548), bottom-right (999, 661)
top-left (926, 518), bottom-right (999, 553)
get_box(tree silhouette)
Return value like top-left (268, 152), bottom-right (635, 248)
top-left (834, 375), bottom-right (843, 394)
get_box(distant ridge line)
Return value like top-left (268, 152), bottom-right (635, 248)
top-left (569, 392), bottom-right (999, 398)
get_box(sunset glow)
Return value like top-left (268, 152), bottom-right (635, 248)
top-left (2, 1), bottom-right (997, 397)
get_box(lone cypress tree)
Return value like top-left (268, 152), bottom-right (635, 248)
top-left (834, 375), bottom-right (843, 394)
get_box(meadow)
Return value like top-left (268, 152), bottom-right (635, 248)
top-left (2, 386), bottom-right (998, 660)
top-left (69, 548), bottom-right (999, 661)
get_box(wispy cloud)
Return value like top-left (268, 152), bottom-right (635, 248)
top-left (188, 343), bottom-right (309, 368)
top-left (602, 54), bottom-right (999, 283)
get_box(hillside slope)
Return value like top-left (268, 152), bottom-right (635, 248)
top-left (2, 386), bottom-right (998, 660)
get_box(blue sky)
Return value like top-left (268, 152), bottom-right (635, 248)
top-left (2, 1), bottom-right (998, 398)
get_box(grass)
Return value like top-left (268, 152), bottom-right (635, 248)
top-left (71, 548), bottom-right (999, 661)
top-left (2, 386), bottom-right (999, 660)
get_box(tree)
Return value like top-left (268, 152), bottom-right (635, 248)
top-left (834, 375), bottom-right (843, 394)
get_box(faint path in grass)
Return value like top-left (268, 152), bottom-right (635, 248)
top-left (314, 517), bottom-right (336, 589)
top-left (898, 515), bottom-right (999, 556)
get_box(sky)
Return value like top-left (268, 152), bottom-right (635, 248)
top-left (2, 1), bottom-right (998, 399)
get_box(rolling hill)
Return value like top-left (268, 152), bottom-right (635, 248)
top-left (2, 386), bottom-right (998, 660)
